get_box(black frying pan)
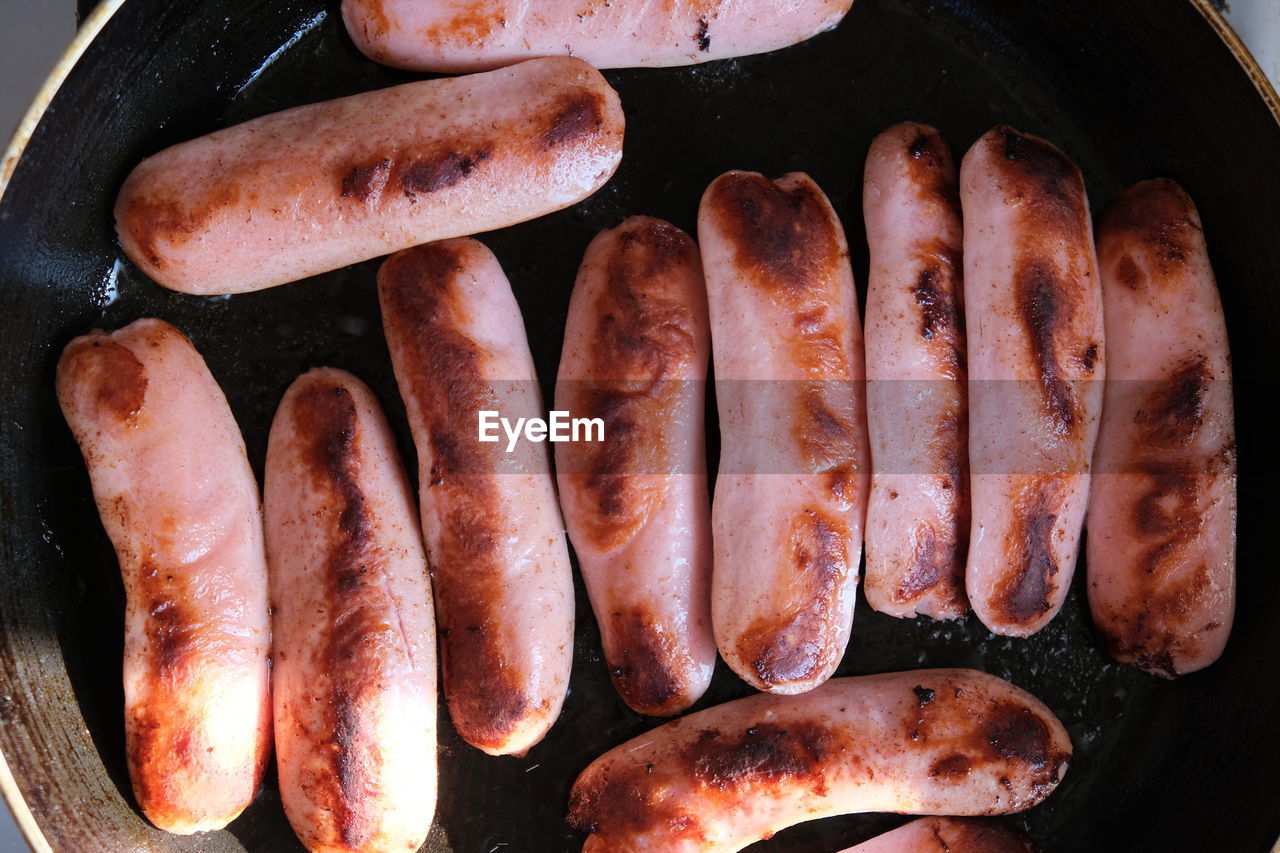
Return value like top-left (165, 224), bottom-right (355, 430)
top-left (2, 1), bottom-right (1278, 850)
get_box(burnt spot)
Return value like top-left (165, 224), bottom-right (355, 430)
top-left (904, 127), bottom-right (961, 208)
top-left (440, 616), bottom-right (533, 750)
top-left (795, 383), bottom-right (857, 473)
top-left (738, 509), bottom-right (848, 686)
top-left (1101, 179), bottom-right (1202, 278)
top-left (543, 92), bottom-right (606, 149)
top-left (1136, 356), bottom-right (1210, 447)
top-left (120, 182), bottom-right (242, 269)
top-left (329, 691), bottom-right (371, 848)
top-left (1016, 260), bottom-right (1078, 435)
top-left (993, 478), bottom-right (1064, 625)
top-left (695, 17), bottom-right (711, 50)
top-left (914, 266), bottom-right (951, 341)
top-left (914, 685), bottom-right (936, 706)
top-left (606, 610), bottom-right (685, 713)
top-left (146, 596), bottom-right (197, 674)
top-left (929, 752), bottom-right (972, 779)
top-left (982, 702), bottom-right (1054, 770)
top-left (1080, 342), bottom-right (1099, 374)
top-left (1133, 471), bottom-right (1200, 544)
top-left (706, 172), bottom-right (841, 291)
top-left (62, 339), bottom-right (148, 423)
top-left (687, 722), bottom-right (836, 795)
top-left (340, 158), bottom-right (391, 203)
top-left (994, 125), bottom-right (1084, 207)
top-left (399, 150), bottom-right (488, 197)
top-left (567, 759), bottom-right (704, 843)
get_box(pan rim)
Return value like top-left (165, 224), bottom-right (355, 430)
top-left (0, 0), bottom-right (1277, 851)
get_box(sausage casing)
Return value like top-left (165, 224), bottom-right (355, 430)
top-left (379, 238), bottom-right (574, 755)
top-left (568, 668), bottom-right (1070, 852)
top-left (842, 817), bottom-right (1036, 853)
top-left (115, 56), bottom-right (624, 295)
top-left (960, 126), bottom-right (1105, 637)
top-left (1086, 179), bottom-right (1236, 677)
top-left (265, 368), bottom-right (437, 852)
top-left (862, 122), bottom-right (969, 620)
top-left (698, 170), bottom-right (870, 694)
top-left (55, 318), bottom-right (271, 834)
top-left (555, 216), bottom-right (714, 716)
top-left (343, 0), bottom-right (853, 72)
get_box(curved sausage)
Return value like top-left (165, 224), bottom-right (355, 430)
top-left (862, 122), bottom-right (969, 620)
top-left (378, 238), bottom-right (574, 755)
top-left (1086, 179), bottom-right (1236, 677)
top-left (841, 817), bottom-right (1036, 853)
top-left (959, 126), bottom-right (1105, 637)
top-left (264, 368), bottom-right (437, 852)
top-left (54, 318), bottom-right (271, 834)
top-left (567, 668), bottom-right (1071, 852)
top-left (115, 56), bottom-right (624, 295)
top-left (343, 0), bottom-right (853, 73)
top-left (698, 170), bottom-right (869, 694)
top-left (555, 216), bottom-right (715, 716)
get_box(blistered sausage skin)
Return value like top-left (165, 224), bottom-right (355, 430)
top-left (343, 0), bottom-right (852, 73)
top-left (698, 171), bottom-right (869, 694)
top-left (555, 217), bottom-right (714, 716)
top-left (862, 123), bottom-right (969, 620)
top-left (115, 56), bottom-right (624, 295)
top-left (841, 817), bottom-right (1036, 853)
top-left (1086, 180), bottom-right (1236, 677)
top-left (960, 127), bottom-right (1105, 637)
top-left (265, 369), bottom-right (437, 853)
top-left (379, 238), bottom-right (574, 755)
top-left (567, 668), bottom-right (1071, 852)
top-left (55, 318), bottom-right (271, 834)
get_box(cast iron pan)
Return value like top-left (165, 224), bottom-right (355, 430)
top-left (2, 0), bottom-right (1278, 850)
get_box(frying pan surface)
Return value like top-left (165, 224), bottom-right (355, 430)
top-left (1, 1), bottom-right (1277, 851)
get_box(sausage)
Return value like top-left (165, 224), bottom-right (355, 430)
top-left (264, 368), bottom-right (437, 852)
top-left (862, 122), bottom-right (969, 620)
top-left (554, 216), bottom-right (715, 716)
top-left (378, 238), bottom-right (574, 755)
top-left (959, 126), bottom-right (1105, 637)
top-left (342, 0), bottom-right (853, 73)
top-left (54, 318), bottom-right (271, 834)
top-left (841, 817), bottom-right (1036, 853)
top-left (115, 56), bottom-right (624, 295)
top-left (697, 170), bottom-right (869, 694)
top-left (567, 668), bottom-right (1071, 852)
top-left (1086, 179), bottom-right (1236, 677)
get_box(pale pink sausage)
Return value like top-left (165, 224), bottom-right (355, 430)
top-left (264, 368), bottom-right (437, 853)
top-left (841, 817), bottom-right (1036, 853)
top-left (698, 170), bottom-right (870, 694)
top-left (568, 669), bottom-right (1071, 852)
top-left (960, 126), bottom-right (1105, 637)
top-left (862, 122), bottom-right (969, 620)
top-left (1086, 179), bottom-right (1236, 677)
top-left (555, 216), bottom-right (715, 716)
top-left (378, 238), bottom-right (574, 756)
top-left (115, 57), bottom-right (624, 295)
top-left (343, 0), bottom-right (853, 72)
top-left (55, 318), bottom-right (271, 834)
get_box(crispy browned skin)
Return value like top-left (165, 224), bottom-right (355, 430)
top-left (568, 669), bottom-right (1070, 852)
top-left (556, 216), bottom-right (714, 715)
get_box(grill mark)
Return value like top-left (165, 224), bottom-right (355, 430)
top-left (543, 91), bottom-right (606, 149)
top-left (1016, 260), bottom-right (1078, 435)
top-left (399, 150), bottom-right (489, 197)
top-left (378, 243), bottom-right (532, 748)
top-left (1136, 356), bottom-right (1211, 447)
top-left (993, 478), bottom-right (1064, 624)
top-left (738, 509), bottom-right (848, 686)
top-left (340, 158), bottom-right (391, 203)
top-left (606, 609), bottom-right (685, 713)
top-left (688, 723), bottom-right (836, 794)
